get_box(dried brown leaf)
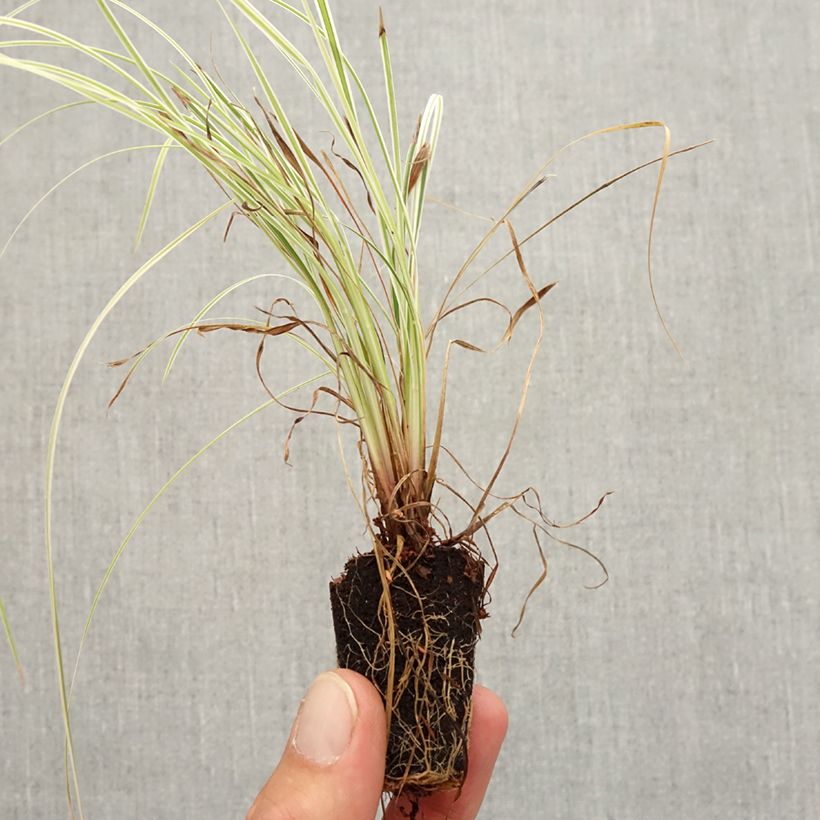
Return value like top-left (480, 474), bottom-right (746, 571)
top-left (503, 282), bottom-right (557, 343)
top-left (408, 143), bottom-right (431, 194)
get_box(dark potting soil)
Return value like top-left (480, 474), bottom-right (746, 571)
top-left (329, 545), bottom-right (485, 795)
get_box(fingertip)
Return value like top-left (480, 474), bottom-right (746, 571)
top-left (472, 684), bottom-right (509, 742)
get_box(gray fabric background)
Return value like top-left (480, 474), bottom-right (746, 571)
top-left (1, 1), bottom-right (817, 818)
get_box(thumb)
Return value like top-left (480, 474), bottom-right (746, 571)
top-left (247, 669), bottom-right (387, 820)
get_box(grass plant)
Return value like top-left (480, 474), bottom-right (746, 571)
top-left (0, 0), bottom-right (706, 810)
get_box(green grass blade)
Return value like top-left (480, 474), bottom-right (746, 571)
top-left (378, 8), bottom-right (401, 174)
top-left (67, 370), bottom-right (328, 700)
top-left (93, 0), bottom-right (176, 110)
top-left (0, 16), bottom-right (166, 103)
top-left (133, 137), bottom-right (174, 251)
top-left (312, 0), bottom-right (356, 113)
top-left (4, 0), bottom-right (42, 18)
top-left (0, 144), bottom-right (177, 265)
top-left (44, 202), bottom-right (229, 817)
top-left (0, 596), bottom-right (23, 683)
top-left (0, 100), bottom-right (92, 149)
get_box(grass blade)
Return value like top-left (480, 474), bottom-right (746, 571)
top-left (133, 137), bottom-right (174, 251)
top-left (0, 100), bottom-right (92, 149)
top-left (67, 370), bottom-right (329, 700)
top-left (0, 144), bottom-right (177, 264)
top-left (44, 202), bottom-right (229, 816)
top-left (0, 596), bottom-right (23, 683)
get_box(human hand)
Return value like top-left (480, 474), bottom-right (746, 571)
top-left (246, 669), bottom-right (507, 820)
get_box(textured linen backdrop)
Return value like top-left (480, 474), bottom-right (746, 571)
top-left (1, 1), bottom-right (817, 818)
